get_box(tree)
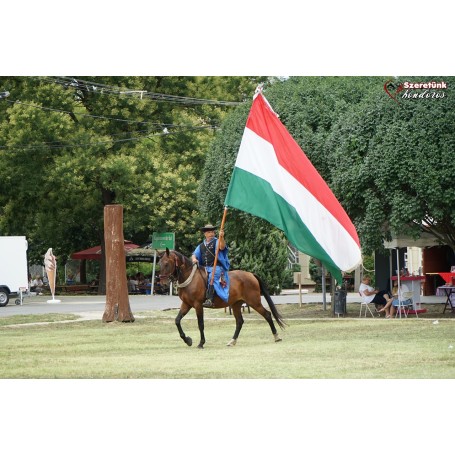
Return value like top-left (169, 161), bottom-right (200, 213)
top-left (201, 76), bottom-right (455, 278)
top-left (102, 205), bottom-right (134, 322)
top-left (199, 77), bottom-right (383, 287)
top-left (327, 77), bottom-right (455, 253)
top-left (0, 76), bottom-right (264, 286)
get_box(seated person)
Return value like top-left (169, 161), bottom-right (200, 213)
top-left (128, 275), bottom-right (138, 293)
top-left (31, 275), bottom-right (44, 295)
top-left (359, 275), bottom-right (392, 314)
top-left (379, 281), bottom-right (412, 318)
top-left (154, 277), bottom-right (166, 295)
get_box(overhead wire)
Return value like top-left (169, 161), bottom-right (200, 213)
top-left (1, 76), bottom-right (235, 152)
top-left (4, 99), bottom-right (221, 128)
top-left (0, 98), bottom-right (219, 152)
top-left (0, 125), bottom-right (218, 153)
top-left (40, 76), bottom-right (243, 106)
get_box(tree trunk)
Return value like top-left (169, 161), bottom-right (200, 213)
top-left (80, 259), bottom-right (87, 284)
top-left (102, 204), bottom-right (135, 323)
top-left (98, 235), bottom-right (106, 295)
top-left (98, 188), bottom-right (116, 295)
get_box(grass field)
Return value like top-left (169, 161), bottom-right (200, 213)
top-left (1, 303), bottom-right (454, 379)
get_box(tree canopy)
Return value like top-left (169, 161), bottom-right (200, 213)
top-left (327, 77), bottom-right (455, 253)
top-left (200, 76), bottom-right (455, 282)
top-left (0, 76), bottom-right (265, 269)
top-left (2, 76), bottom-right (453, 291)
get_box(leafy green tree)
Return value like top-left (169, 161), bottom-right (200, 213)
top-left (200, 76), bottom-right (455, 287)
top-left (0, 76), bottom-right (263, 289)
top-left (328, 77), bottom-right (455, 254)
top-left (199, 77), bottom-right (382, 288)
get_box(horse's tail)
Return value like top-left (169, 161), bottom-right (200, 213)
top-left (253, 274), bottom-right (286, 330)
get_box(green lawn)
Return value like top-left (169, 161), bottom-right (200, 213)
top-left (0, 304), bottom-right (454, 378)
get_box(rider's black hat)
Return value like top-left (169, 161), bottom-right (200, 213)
top-left (200, 224), bottom-right (217, 232)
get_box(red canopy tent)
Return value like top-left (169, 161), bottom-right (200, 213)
top-left (71, 240), bottom-right (139, 260)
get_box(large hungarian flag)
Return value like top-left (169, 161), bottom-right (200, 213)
top-left (224, 92), bottom-right (362, 283)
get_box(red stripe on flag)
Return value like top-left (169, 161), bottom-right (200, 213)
top-left (246, 93), bottom-right (360, 247)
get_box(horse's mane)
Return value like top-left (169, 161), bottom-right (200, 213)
top-left (172, 250), bottom-right (193, 268)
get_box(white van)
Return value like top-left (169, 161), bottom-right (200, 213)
top-left (0, 236), bottom-right (29, 307)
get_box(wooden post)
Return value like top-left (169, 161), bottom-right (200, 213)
top-left (102, 205), bottom-right (135, 323)
top-left (209, 207), bottom-right (228, 287)
top-left (322, 265), bottom-right (327, 310)
top-left (298, 272), bottom-right (302, 308)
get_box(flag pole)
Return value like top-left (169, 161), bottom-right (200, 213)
top-left (207, 207), bottom-right (228, 297)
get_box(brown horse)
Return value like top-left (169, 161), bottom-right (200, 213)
top-left (158, 248), bottom-right (285, 348)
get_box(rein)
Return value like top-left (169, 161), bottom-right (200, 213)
top-left (176, 264), bottom-right (198, 288)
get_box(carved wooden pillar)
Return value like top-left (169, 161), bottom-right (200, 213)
top-left (102, 204), bottom-right (135, 323)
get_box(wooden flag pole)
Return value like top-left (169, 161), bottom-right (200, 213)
top-left (209, 206), bottom-right (228, 288)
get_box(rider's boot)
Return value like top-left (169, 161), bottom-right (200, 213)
top-left (202, 298), bottom-right (214, 308)
top-left (204, 285), bottom-right (215, 308)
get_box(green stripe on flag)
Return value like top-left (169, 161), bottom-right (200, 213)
top-left (225, 167), bottom-right (342, 282)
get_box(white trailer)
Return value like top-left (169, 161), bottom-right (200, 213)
top-left (0, 236), bottom-right (29, 307)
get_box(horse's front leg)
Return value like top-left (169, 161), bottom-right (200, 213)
top-left (194, 304), bottom-right (206, 349)
top-left (175, 302), bottom-right (192, 346)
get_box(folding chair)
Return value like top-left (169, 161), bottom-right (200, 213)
top-left (395, 291), bottom-right (414, 319)
top-left (359, 292), bottom-right (375, 318)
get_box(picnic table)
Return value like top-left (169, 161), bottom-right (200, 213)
top-left (436, 285), bottom-right (455, 314)
top-left (56, 284), bottom-right (98, 295)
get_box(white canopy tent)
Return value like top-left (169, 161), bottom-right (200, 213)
top-left (383, 231), bottom-right (439, 250)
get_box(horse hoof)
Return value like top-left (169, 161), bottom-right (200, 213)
top-left (226, 339), bottom-right (237, 347)
top-left (197, 344), bottom-right (204, 349)
top-left (274, 334), bottom-right (282, 342)
top-left (185, 337), bottom-right (193, 346)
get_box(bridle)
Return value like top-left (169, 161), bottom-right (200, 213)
top-left (159, 252), bottom-right (180, 282)
top-left (159, 251), bottom-right (200, 288)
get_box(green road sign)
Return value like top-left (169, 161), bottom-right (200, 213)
top-left (152, 232), bottom-right (175, 250)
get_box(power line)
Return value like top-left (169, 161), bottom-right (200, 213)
top-left (0, 125), bottom-right (218, 153)
top-left (1, 77), bottom-right (231, 152)
top-left (43, 76), bottom-right (243, 106)
top-left (5, 99), bottom-right (221, 128)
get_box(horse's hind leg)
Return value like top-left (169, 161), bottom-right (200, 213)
top-left (251, 302), bottom-right (282, 342)
top-left (227, 303), bottom-right (244, 347)
top-left (175, 302), bottom-right (193, 346)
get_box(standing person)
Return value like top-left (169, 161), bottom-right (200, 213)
top-left (359, 275), bottom-right (392, 314)
top-left (191, 223), bottom-right (230, 308)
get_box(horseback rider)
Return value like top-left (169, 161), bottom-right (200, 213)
top-left (191, 223), bottom-right (230, 308)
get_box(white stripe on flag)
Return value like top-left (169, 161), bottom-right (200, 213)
top-left (235, 128), bottom-right (361, 271)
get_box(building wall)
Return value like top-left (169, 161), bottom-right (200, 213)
top-left (423, 245), bottom-right (455, 295)
top-left (375, 245), bottom-right (454, 296)
top-left (405, 247), bottom-right (423, 275)
top-left (293, 253), bottom-right (316, 287)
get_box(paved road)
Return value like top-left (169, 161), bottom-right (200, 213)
top-left (0, 291), bottom-right (366, 318)
top-left (0, 291), bottom-right (444, 320)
